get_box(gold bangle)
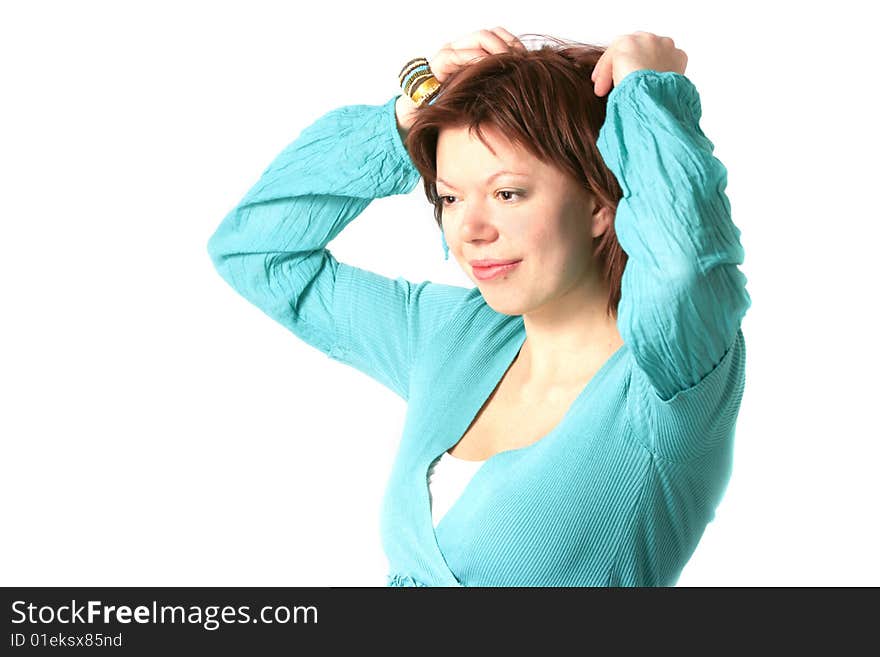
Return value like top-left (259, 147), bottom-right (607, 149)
top-left (411, 76), bottom-right (441, 107)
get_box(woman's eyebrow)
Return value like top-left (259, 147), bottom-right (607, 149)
top-left (436, 170), bottom-right (528, 190)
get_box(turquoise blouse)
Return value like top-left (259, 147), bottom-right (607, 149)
top-left (207, 69), bottom-right (752, 586)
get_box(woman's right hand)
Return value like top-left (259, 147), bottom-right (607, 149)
top-left (396, 26), bottom-right (526, 138)
top-left (427, 26), bottom-right (526, 84)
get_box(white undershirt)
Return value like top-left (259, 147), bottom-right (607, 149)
top-left (427, 450), bottom-right (487, 527)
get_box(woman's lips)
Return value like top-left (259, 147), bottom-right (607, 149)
top-left (472, 260), bottom-right (521, 281)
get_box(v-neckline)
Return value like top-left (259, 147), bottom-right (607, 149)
top-left (422, 319), bottom-right (627, 585)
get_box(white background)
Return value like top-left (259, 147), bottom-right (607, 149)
top-left (2, 0), bottom-right (877, 587)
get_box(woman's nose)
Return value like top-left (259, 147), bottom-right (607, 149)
top-left (458, 207), bottom-right (501, 240)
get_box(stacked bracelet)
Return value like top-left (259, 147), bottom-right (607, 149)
top-left (398, 57), bottom-right (442, 107)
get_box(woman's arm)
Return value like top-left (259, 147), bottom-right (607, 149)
top-left (395, 93), bottom-right (419, 143)
top-left (597, 69), bottom-right (752, 461)
top-left (206, 94), bottom-right (469, 401)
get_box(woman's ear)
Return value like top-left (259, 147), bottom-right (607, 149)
top-left (590, 203), bottom-right (614, 239)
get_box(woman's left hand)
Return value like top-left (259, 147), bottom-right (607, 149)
top-left (591, 31), bottom-right (688, 97)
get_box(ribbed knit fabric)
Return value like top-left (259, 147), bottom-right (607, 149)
top-left (206, 69), bottom-right (752, 587)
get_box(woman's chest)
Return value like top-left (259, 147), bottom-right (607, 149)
top-left (447, 371), bottom-right (593, 461)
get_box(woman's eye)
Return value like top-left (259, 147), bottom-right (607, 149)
top-left (439, 191), bottom-right (522, 206)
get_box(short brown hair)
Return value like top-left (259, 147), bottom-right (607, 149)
top-left (403, 34), bottom-right (626, 319)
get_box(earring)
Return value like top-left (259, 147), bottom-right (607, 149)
top-left (441, 230), bottom-right (450, 260)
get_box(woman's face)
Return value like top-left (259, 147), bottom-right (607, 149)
top-left (436, 123), bottom-right (611, 317)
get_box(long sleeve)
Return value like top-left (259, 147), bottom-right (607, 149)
top-left (596, 70), bottom-right (752, 461)
top-left (206, 93), bottom-right (470, 401)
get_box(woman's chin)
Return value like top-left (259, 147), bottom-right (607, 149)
top-left (478, 293), bottom-right (530, 317)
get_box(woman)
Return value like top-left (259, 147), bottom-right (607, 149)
top-left (206, 27), bottom-right (752, 586)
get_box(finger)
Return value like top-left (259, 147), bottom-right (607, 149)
top-left (591, 53), bottom-right (603, 81)
top-left (491, 26), bottom-right (527, 51)
top-left (431, 46), bottom-right (496, 80)
top-left (449, 48), bottom-right (497, 65)
top-left (591, 52), bottom-right (607, 84)
top-left (591, 47), bottom-right (614, 95)
top-left (479, 27), bottom-right (515, 53)
top-left (450, 28), bottom-right (515, 54)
